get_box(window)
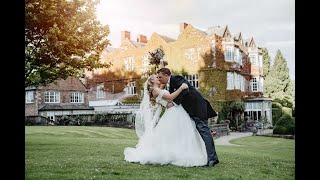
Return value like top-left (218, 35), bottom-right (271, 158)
top-left (25, 91), bottom-right (34, 103)
top-left (47, 112), bottom-right (55, 121)
top-left (225, 46), bottom-right (233, 61)
top-left (245, 102), bottom-right (264, 121)
top-left (124, 57), bottom-right (135, 71)
top-left (227, 72), bottom-right (234, 90)
top-left (234, 48), bottom-right (240, 64)
top-left (249, 54), bottom-right (258, 66)
top-left (71, 92), bottom-right (84, 103)
top-left (234, 73), bottom-right (240, 89)
top-left (240, 76), bottom-right (245, 91)
top-left (251, 77), bottom-right (258, 92)
top-left (127, 81), bottom-right (136, 95)
top-left (259, 77), bottom-right (264, 92)
top-left (183, 74), bottom-right (199, 88)
top-left (96, 86), bottom-right (105, 98)
top-left (259, 55), bottom-right (263, 67)
top-left (44, 91), bottom-right (60, 103)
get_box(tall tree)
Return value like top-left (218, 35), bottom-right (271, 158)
top-left (264, 50), bottom-right (291, 103)
top-left (25, 0), bottom-right (111, 87)
top-left (261, 47), bottom-right (271, 77)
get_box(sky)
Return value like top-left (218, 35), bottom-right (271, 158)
top-left (96, 0), bottom-right (295, 80)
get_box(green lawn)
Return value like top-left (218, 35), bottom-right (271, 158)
top-left (26, 126), bottom-right (295, 180)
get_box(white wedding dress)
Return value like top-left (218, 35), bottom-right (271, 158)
top-left (124, 90), bottom-right (207, 167)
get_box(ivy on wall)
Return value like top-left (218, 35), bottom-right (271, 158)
top-left (86, 69), bottom-right (142, 94)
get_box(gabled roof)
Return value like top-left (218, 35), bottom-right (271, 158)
top-left (205, 25), bottom-right (228, 37)
top-left (243, 37), bottom-right (255, 47)
top-left (233, 32), bottom-right (242, 40)
top-left (191, 26), bottom-right (207, 36)
top-left (89, 99), bottom-right (120, 106)
top-left (26, 77), bottom-right (88, 91)
top-left (158, 34), bottom-right (176, 43)
top-left (38, 104), bottom-right (94, 111)
top-left (129, 40), bottom-right (146, 48)
top-left (105, 47), bottom-right (117, 53)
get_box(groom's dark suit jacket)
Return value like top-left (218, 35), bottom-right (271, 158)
top-left (169, 74), bottom-right (217, 120)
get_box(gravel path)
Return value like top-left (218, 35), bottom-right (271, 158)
top-left (214, 129), bottom-right (273, 146)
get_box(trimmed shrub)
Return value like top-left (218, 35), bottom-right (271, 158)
top-left (272, 102), bottom-right (283, 126)
top-left (276, 114), bottom-right (293, 126)
top-left (273, 125), bottom-right (286, 134)
top-left (274, 114), bottom-right (295, 135)
top-left (282, 107), bottom-right (292, 117)
top-left (272, 108), bottom-right (282, 126)
top-left (272, 102), bottom-right (282, 109)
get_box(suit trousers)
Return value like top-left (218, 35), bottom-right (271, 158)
top-left (191, 117), bottom-right (219, 163)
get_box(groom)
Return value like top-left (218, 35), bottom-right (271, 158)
top-left (157, 68), bottom-right (219, 167)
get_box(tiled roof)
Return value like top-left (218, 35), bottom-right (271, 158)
top-left (205, 25), bottom-right (227, 37)
top-left (105, 47), bottom-right (117, 52)
top-left (243, 38), bottom-right (252, 46)
top-left (38, 104), bottom-right (94, 111)
top-left (158, 34), bottom-right (176, 43)
top-left (130, 40), bottom-right (146, 48)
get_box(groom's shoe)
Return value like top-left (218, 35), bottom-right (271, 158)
top-left (207, 160), bottom-right (219, 167)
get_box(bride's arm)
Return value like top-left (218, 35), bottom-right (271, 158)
top-left (152, 83), bottom-right (188, 101)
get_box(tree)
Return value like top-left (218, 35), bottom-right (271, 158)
top-left (25, 0), bottom-right (111, 87)
top-left (264, 50), bottom-right (290, 99)
top-left (264, 49), bottom-right (294, 108)
top-left (261, 47), bottom-right (271, 77)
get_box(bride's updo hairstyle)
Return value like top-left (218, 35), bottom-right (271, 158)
top-left (146, 75), bottom-right (157, 106)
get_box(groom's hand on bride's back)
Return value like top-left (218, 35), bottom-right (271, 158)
top-left (166, 102), bottom-right (174, 109)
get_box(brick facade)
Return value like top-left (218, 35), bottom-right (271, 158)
top-left (86, 22), bottom-right (264, 104)
top-left (25, 77), bottom-right (91, 117)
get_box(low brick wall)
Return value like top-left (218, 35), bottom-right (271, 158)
top-left (211, 123), bottom-right (230, 137)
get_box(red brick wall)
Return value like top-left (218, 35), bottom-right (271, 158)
top-left (25, 77), bottom-right (90, 116)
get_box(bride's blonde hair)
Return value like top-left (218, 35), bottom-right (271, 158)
top-left (146, 75), bottom-right (157, 106)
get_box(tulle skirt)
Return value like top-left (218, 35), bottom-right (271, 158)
top-left (124, 105), bottom-right (207, 167)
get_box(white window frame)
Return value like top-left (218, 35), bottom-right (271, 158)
top-left (240, 75), bottom-right (245, 92)
top-left (227, 72), bottom-right (234, 90)
top-left (96, 85), bottom-right (105, 98)
top-left (251, 77), bottom-right (258, 92)
top-left (124, 56), bottom-right (135, 71)
top-left (44, 91), bottom-right (60, 103)
top-left (183, 74), bottom-right (199, 89)
top-left (25, 91), bottom-right (34, 103)
top-left (259, 55), bottom-right (263, 67)
top-left (249, 54), bottom-right (258, 66)
top-left (234, 48), bottom-right (240, 64)
top-left (225, 46), bottom-right (233, 62)
top-left (47, 111), bottom-right (55, 121)
top-left (259, 77), bottom-right (264, 92)
top-left (234, 73), bottom-right (240, 89)
top-left (70, 92), bottom-right (84, 103)
top-left (239, 51), bottom-right (243, 65)
top-left (127, 81), bottom-right (136, 95)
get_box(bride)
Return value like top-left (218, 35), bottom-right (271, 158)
top-left (124, 75), bottom-right (207, 167)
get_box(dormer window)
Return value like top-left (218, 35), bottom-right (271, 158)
top-left (26, 91), bottom-right (34, 103)
top-left (96, 85), bottom-right (105, 98)
top-left (44, 91), bottom-right (60, 103)
top-left (70, 92), bottom-right (84, 103)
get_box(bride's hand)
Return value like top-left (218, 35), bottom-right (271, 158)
top-left (180, 83), bottom-right (189, 90)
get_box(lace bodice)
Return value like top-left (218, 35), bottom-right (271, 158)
top-left (156, 90), bottom-right (169, 107)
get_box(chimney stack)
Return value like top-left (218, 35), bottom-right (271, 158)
top-left (180, 22), bottom-right (189, 32)
top-left (121, 31), bottom-right (131, 41)
top-left (136, 34), bottom-right (147, 43)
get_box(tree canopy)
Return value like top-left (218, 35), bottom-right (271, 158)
top-left (264, 49), bottom-right (294, 107)
top-left (261, 47), bottom-right (271, 77)
top-left (25, 0), bottom-right (111, 87)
